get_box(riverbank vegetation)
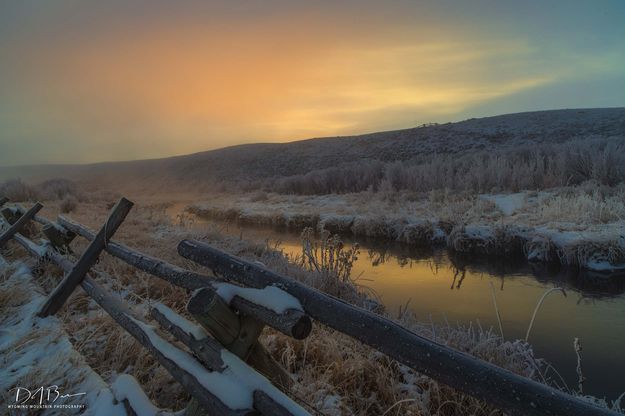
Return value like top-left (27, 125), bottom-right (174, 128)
top-left (2, 200), bottom-right (621, 414)
top-left (188, 179), bottom-right (625, 272)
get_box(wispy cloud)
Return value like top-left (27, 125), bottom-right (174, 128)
top-left (0, 1), bottom-right (623, 165)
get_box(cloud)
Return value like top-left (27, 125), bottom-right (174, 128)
top-left (0, 1), bottom-right (623, 165)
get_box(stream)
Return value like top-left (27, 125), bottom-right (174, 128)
top-left (170, 206), bottom-right (625, 401)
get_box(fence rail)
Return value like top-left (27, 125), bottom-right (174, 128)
top-left (0, 196), bottom-right (619, 416)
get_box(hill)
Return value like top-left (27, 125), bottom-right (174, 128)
top-left (1, 108), bottom-right (624, 193)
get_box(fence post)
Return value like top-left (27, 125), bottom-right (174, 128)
top-left (42, 223), bottom-right (76, 251)
top-left (0, 207), bottom-right (18, 224)
top-left (38, 198), bottom-right (133, 317)
top-left (188, 288), bottom-right (293, 388)
top-left (150, 306), bottom-right (306, 416)
top-left (56, 215), bottom-right (312, 339)
top-left (0, 202), bottom-right (43, 248)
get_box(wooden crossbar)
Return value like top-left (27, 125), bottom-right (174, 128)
top-left (151, 307), bottom-right (303, 415)
top-left (0, 202), bottom-right (43, 248)
top-left (58, 215), bottom-right (312, 339)
top-left (10, 221), bottom-right (307, 416)
top-left (38, 198), bottom-right (134, 317)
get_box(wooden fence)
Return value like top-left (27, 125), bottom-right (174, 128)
top-left (0, 197), bottom-right (619, 416)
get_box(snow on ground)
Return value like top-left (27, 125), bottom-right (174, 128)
top-left (480, 193), bottom-right (527, 216)
top-left (0, 263), bottom-right (126, 415)
top-left (0, 262), bottom-right (188, 416)
top-left (111, 375), bottom-right (182, 416)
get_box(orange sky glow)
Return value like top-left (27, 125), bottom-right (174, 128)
top-left (1, 1), bottom-right (624, 165)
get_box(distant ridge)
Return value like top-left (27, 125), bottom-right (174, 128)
top-left (2, 108), bottom-right (624, 191)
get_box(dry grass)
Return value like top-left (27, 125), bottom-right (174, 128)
top-left (0, 177), bottom-right (83, 203)
top-left (1, 196), bottom-right (622, 415)
top-left (536, 185), bottom-right (625, 224)
top-left (447, 225), bottom-right (527, 258)
top-left (557, 239), bottom-right (625, 269)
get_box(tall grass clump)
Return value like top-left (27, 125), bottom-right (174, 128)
top-left (537, 185), bottom-right (625, 224)
top-left (557, 239), bottom-right (625, 269)
top-left (298, 227), bottom-right (359, 283)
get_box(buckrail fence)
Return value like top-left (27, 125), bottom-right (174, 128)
top-left (0, 196), bottom-right (619, 416)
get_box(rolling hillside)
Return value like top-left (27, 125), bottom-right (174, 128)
top-left (2, 108), bottom-right (624, 192)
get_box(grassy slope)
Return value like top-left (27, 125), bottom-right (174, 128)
top-left (1, 108), bottom-right (624, 192)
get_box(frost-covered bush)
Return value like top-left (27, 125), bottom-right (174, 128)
top-left (298, 228), bottom-right (358, 283)
top-left (0, 178), bottom-right (38, 201)
top-left (273, 160), bottom-right (385, 194)
top-left (37, 178), bottom-right (82, 201)
top-left (266, 138), bottom-right (625, 195)
top-left (0, 178), bottom-right (85, 203)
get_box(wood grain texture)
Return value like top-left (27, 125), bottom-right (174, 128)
top-left (151, 307), bottom-right (303, 416)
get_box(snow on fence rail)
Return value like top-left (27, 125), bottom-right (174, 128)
top-left (0, 196), bottom-right (621, 416)
top-left (0, 197), bottom-right (310, 416)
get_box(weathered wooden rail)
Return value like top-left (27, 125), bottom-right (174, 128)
top-left (0, 197), bottom-right (309, 416)
top-left (0, 195), bottom-right (620, 416)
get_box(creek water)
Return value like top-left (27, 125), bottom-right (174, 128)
top-left (171, 207), bottom-right (625, 400)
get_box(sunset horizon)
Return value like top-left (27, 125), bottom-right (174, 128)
top-left (3, 105), bottom-right (622, 168)
top-left (2, 1), bottom-right (624, 166)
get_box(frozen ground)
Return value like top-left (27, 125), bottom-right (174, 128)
top-left (0, 263), bottom-right (127, 415)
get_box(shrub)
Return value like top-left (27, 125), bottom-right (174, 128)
top-left (37, 178), bottom-right (82, 201)
top-left (264, 138), bottom-right (625, 196)
top-left (60, 196), bottom-right (78, 213)
top-left (0, 179), bottom-right (38, 201)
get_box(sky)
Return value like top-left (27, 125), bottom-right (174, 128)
top-left (1, 1), bottom-right (624, 166)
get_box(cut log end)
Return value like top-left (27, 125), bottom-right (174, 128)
top-left (289, 313), bottom-right (312, 340)
top-left (189, 286), bottom-right (312, 340)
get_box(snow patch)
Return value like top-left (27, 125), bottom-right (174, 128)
top-left (129, 317), bottom-right (308, 414)
top-left (112, 374), bottom-right (181, 416)
top-left (0, 263), bottom-right (126, 415)
top-left (480, 193), bottom-right (527, 216)
top-left (153, 303), bottom-right (207, 340)
top-left (214, 282), bottom-right (303, 313)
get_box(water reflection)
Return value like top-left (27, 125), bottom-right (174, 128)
top-left (170, 208), bottom-right (625, 400)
